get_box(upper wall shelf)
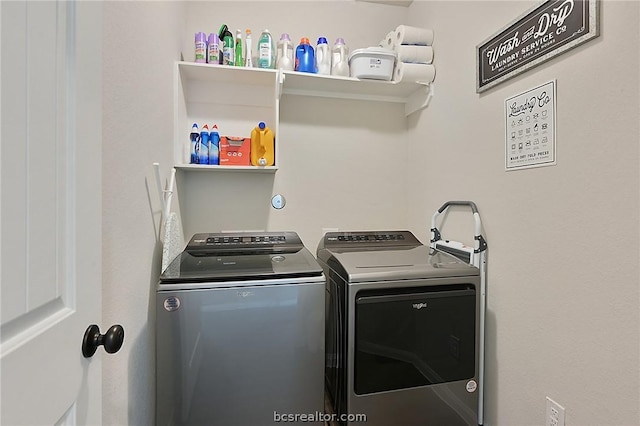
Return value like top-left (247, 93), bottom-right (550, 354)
top-left (280, 70), bottom-right (431, 116)
top-left (178, 61), bottom-right (278, 87)
top-left (177, 61), bottom-right (431, 117)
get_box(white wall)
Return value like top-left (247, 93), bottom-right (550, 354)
top-left (405, 1), bottom-right (640, 425)
top-left (181, 0), bottom-right (411, 251)
top-left (101, 1), bottom-right (640, 425)
top-left (102, 2), bottom-right (185, 425)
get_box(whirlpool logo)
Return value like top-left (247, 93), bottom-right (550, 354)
top-left (412, 302), bottom-right (428, 310)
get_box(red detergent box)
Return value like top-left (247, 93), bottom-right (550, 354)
top-left (219, 136), bottom-right (250, 166)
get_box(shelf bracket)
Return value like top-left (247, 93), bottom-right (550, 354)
top-left (276, 69), bottom-right (285, 99)
top-left (405, 83), bottom-right (434, 116)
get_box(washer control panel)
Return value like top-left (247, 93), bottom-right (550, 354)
top-left (186, 231), bottom-right (303, 255)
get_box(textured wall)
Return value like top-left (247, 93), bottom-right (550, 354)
top-left (101, 1), bottom-right (640, 425)
top-left (405, 1), bottom-right (640, 425)
top-left (102, 2), bottom-right (185, 425)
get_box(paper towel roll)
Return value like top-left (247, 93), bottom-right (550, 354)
top-left (394, 45), bottom-right (433, 64)
top-left (385, 31), bottom-right (395, 50)
top-left (393, 62), bottom-right (436, 83)
top-left (395, 25), bottom-right (434, 46)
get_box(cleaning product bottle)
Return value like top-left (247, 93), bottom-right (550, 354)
top-left (316, 37), bottom-right (331, 75)
top-left (257, 29), bottom-right (275, 69)
top-left (295, 37), bottom-right (315, 73)
top-left (194, 32), bottom-right (207, 63)
top-left (276, 33), bottom-right (294, 70)
top-left (331, 37), bottom-right (350, 77)
top-left (209, 125), bottom-right (220, 165)
top-left (199, 124), bottom-right (210, 164)
top-left (250, 122), bottom-right (275, 166)
top-left (190, 123), bottom-right (200, 164)
top-left (245, 29), bottom-right (253, 67)
top-left (219, 24), bottom-right (234, 66)
top-left (207, 33), bottom-right (220, 64)
top-left (234, 29), bottom-right (243, 67)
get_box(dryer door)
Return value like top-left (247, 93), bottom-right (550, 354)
top-left (354, 285), bottom-right (476, 395)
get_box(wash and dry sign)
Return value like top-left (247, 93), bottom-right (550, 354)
top-left (476, 0), bottom-right (599, 93)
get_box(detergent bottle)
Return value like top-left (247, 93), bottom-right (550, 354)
top-left (209, 124), bottom-right (220, 165)
top-left (257, 29), bottom-right (275, 69)
top-left (295, 38), bottom-right (315, 73)
top-left (250, 122), bottom-right (275, 166)
top-left (316, 37), bottom-right (331, 75)
top-left (276, 33), bottom-right (294, 70)
top-left (199, 124), bottom-right (210, 164)
top-left (189, 123), bottom-right (200, 164)
top-left (331, 37), bottom-right (350, 76)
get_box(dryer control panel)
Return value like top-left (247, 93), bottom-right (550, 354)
top-left (318, 230), bottom-right (423, 250)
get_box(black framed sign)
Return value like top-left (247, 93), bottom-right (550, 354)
top-left (476, 0), bottom-right (599, 93)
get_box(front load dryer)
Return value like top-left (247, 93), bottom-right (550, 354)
top-left (317, 230), bottom-right (481, 426)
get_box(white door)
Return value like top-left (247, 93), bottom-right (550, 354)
top-left (1, 1), bottom-right (105, 424)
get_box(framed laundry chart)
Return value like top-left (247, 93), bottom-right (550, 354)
top-left (505, 80), bottom-right (556, 171)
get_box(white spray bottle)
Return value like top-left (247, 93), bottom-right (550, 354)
top-left (245, 29), bottom-right (253, 67)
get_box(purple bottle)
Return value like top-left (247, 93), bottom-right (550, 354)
top-left (195, 32), bottom-right (207, 63)
top-left (207, 33), bottom-right (220, 64)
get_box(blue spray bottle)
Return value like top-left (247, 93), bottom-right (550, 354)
top-left (199, 124), bottom-right (210, 164)
top-left (209, 124), bottom-right (220, 165)
top-left (190, 123), bottom-right (200, 164)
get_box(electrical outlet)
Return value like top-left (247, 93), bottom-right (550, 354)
top-left (546, 397), bottom-right (565, 426)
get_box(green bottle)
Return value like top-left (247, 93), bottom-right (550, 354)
top-left (235, 29), bottom-right (243, 67)
top-left (218, 24), bottom-right (234, 66)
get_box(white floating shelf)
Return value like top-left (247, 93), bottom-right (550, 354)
top-left (174, 164), bottom-right (278, 173)
top-left (280, 70), bottom-right (431, 115)
top-left (178, 62), bottom-right (278, 87)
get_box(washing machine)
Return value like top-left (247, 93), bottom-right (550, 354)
top-left (157, 231), bottom-right (325, 426)
top-left (317, 230), bottom-right (481, 426)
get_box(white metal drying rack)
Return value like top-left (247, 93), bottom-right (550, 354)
top-left (430, 200), bottom-right (488, 426)
top-left (153, 163), bottom-right (176, 223)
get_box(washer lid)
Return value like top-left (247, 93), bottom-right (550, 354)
top-left (160, 231), bottom-right (323, 283)
top-left (160, 247), bottom-right (323, 283)
top-left (326, 245), bottom-right (479, 282)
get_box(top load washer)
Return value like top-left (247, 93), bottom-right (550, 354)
top-left (157, 231), bottom-right (325, 426)
top-left (317, 230), bottom-right (481, 426)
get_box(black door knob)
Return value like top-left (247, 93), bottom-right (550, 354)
top-left (82, 324), bottom-right (124, 358)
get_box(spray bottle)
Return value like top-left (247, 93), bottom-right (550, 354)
top-left (219, 24), bottom-right (234, 65)
top-left (194, 32), bottom-right (207, 63)
top-left (207, 33), bottom-right (220, 64)
top-left (245, 29), bottom-right (253, 67)
top-left (235, 29), bottom-right (243, 67)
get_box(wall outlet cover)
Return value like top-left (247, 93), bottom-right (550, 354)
top-left (546, 397), bottom-right (566, 426)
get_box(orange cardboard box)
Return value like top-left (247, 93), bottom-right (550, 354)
top-left (219, 136), bottom-right (250, 166)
